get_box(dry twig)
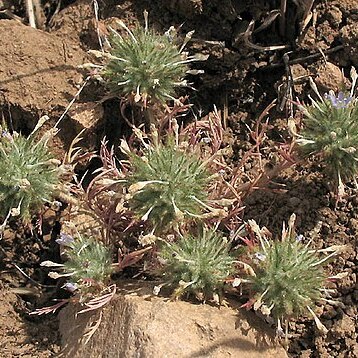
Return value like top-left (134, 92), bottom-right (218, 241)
top-left (280, 0), bottom-right (287, 37)
top-left (25, 0), bottom-right (36, 28)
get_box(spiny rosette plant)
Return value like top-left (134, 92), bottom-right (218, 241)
top-left (126, 137), bottom-right (212, 233)
top-left (34, 231), bottom-right (116, 317)
top-left (246, 214), bottom-right (346, 337)
top-left (295, 67), bottom-right (358, 194)
top-left (102, 11), bottom-right (201, 105)
top-left (119, 116), bottom-right (233, 234)
top-left (159, 227), bottom-right (235, 300)
top-left (0, 122), bottom-right (62, 224)
top-left (42, 231), bottom-right (114, 295)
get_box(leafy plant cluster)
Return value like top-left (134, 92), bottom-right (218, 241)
top-left (2, 14), bottom-right (352, 344)
top-left (88, 11), bottom-right (202, 107)
top-left (246, 215), bottom-right (344, 337)
top-left (41, 231), bottom-right (113, 296)
top-left (0, 121), bottom-right (64, 225)
top-left (159, 228), bottom-right (235, 300)
top-left (295, 67), bottom-right (358, 196)
top-left (126, 137), bottom-right (212, 233)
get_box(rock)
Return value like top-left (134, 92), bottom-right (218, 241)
top-left (331, 314), bottom-right (355, 338)
top-left (340, 24), bottom-right (358, 66)
top-left (348, 218), bottom-right (358, 231)
top-left (59, 282), bottom-right (288, 358)
top-left (291, 64), bottom-right (309, 94)
top-left (347, 338), bottom-right (358, 358)
top-left (315, 62), bottom-right (346, 93)
top-left (322, 307), bottom-right (338, 320)
top-left (326, 6), bottom-right (343, 27)
top-left (316, 21), bottom-right (336, 49)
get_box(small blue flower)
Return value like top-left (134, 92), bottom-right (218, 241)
top-left (56, 232), bottom-right (74, 246)
top-left (1, 130), bottom-right (13, 141)
top-left (62, 282), bottom-right (78, 292)
top-left (326, 92), bottom-right (353, 109)
top-left (296, 234), bottom-right (304, 242)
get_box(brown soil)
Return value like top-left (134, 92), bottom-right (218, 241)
top-left (0, 0), bottom-right (357, 357)
top-left (244, 163), bottom-right (358, 357)
top-left (0, 284), bottom-right (59, 357)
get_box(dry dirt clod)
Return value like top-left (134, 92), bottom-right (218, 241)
top-left (340, 23), bottom-right (358, 67)
top-left (326, 6), bottom-right (343, 28)
top-left (291, 64), bottom-right (310, 94)
top-left (331, 314), bottom-right (356, 338)
top-left (68, 102), bottom-right (104, 130)
top-left (314, 62), bottom-right (347, 93)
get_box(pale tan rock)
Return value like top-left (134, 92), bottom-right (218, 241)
top-left (59, 282), bottom-right (288, 358)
